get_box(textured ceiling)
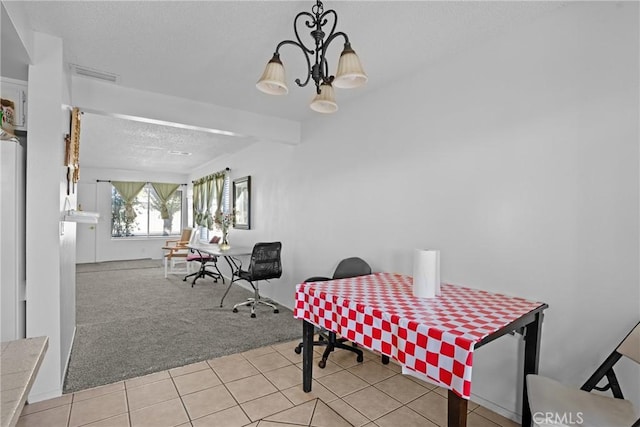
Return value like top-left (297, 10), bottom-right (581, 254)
top-left (4, 1), bottom-right (569, 173)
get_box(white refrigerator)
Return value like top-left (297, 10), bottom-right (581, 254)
top-left (1, 132), bottom-right (26, 341)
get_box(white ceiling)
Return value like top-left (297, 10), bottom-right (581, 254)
top-left (3, 0), bottom-right (569, 173)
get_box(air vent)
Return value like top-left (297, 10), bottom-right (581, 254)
top-left (70, 64), bottom-right (120, 84)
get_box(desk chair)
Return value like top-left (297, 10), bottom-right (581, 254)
top-left (526, 322), bottom-right (640, 427)
top-left (183, 236), bottom-right (224, 287)
top-left (294, 257), bottom-right (387, 369)
top-left (163, 228), bottom-right (194, 278)
top-left (227, 242), bottom-right (282, 318)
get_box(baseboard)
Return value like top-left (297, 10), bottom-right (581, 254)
top-left (62, 326), bottom-right (77, 389)
top-left (27, 387), bottom-right (63, 403)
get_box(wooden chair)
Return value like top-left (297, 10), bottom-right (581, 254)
top-left (162, 228), bottom-right (195, 278)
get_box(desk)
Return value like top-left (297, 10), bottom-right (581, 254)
top-left (294, 272), bottom-right (548, 427)
top-left (188, 243), bottom-right (253, 306)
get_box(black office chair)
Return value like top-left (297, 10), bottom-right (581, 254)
top-left (294, 257), bottom-right (387, 368)
top-left (183, 236), bottom-right (224, 287)
top-left (224, 241), bottom-right (282, 318)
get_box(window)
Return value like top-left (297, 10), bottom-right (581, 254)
top-left (111, 184), bottom-right (183, 238)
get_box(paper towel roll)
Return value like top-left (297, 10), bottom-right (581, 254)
top-left (413, 249), bottom-right (441, 298)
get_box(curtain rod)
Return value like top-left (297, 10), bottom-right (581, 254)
top-left (96, 180), bottom-right (187, 185)
top-left (191, 167), bottom-right (230, 184)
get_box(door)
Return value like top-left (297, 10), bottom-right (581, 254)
top-left (76, 182), bottom-right (97, 263)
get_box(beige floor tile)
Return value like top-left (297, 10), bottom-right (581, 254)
top-left (126, 378), bottom-right (178, 411)
top-left (125, 370), bottom-right (170, 389)
top-left (373, 373), bottom-right (431, 404)
top-left (207, 353), bottom-right (245, 367)
top-left (347, 360), bottom-right (396, 385)
top-left (129, 397), bottom-right (188, 427)
top-left (281, 381), bottom-right (338, 406)
top-left (472, 406), bottom-right (519, 427)
top-left (73, 381), bottom-right (125, 402)
top-left (263, 399), bottom-right (315, 425)
top-left (275, 347), bottom-right (303, 364)
top-left (263, 364), bottom-right (302, 390)
top-left (240, 392), bottom-right (294, 422)
top-left (209, 357), bottom-right (259, 383)
top-left (173, 369), bottom-right (221, 396)
top-left (191, 405), bottom-right (250, 427)
top-left (466, 412), bottom-right (502, 427)
top-left (325, 399), bottom-right (369, 427)
top-left (68, 390), bottom-right (127, 427)
top-left (270, 340), bottom-right (303, 355)
top-left (404, 374), bottom-right (439, 390)
top-left (406, 391), bottom-right (447, 427)
top-left (181, 384), bottom-right (236, 420)
top-left (342, 386), bottom-right (402, 421)
top-left (84, 413), bottom-right (129, 427)
top-left (16, 404), bottom-right (70, 427)
top-left (247, 352), bottom-right (292, 373)
top-left (225, 374), bottom-right (278, 404)
top-left (242, 346), bottom-right (275, 359)
top-left (21, 393), bottom-right (72, 415)
top-left (311, 399), bottom-right (353, 427)
top-left (316, 371), bottom-right (368, 397)
top-left (296, 357), bottom-right (344, 379)
top-left (321, 346), bottom-right (363, 369)
top-left (170, 361), bottom-right (210, 378)
top-left (374, 406), bottom-right (438, 427)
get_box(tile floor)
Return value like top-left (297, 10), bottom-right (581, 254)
top-left (17, 339), bottom-right (520, 427)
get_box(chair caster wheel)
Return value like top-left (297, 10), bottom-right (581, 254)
top-left (294, 346), bottom-right (302, 354)
top-left (357, 355), bottom-right (364, 363)
top-left (274, 309), bottom-right (279, 314)
top-left (318, 359), bottom-right (327, 369)
top-left (251, 313), bottom-right (256, 318)
top-left (232, 308), bottom-right (238, 313)
top-left (182, 278), bottom-right (186, 281)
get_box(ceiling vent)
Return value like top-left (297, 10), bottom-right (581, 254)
top-left (70, 64), bottom-right (120, 84)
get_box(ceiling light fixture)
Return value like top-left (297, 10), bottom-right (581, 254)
top-left (256, 0), bottom-right (367, 114)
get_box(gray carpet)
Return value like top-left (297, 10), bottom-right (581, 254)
top-left (64, 259), bottom-right (302, 393)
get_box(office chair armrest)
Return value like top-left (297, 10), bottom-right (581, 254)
top-left (304, 276), bottom-right (331, 283)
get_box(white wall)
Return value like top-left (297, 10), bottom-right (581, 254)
top-left (189, 2), bottom-right (639, 418)
top-left (78, 167), bottom-right (189, 262)
top-left (25, 31), bottom-right (75, 402)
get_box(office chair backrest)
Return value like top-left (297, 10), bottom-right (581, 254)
top-left (333, 257), bottom-right (371, 280)
top-left (617, 322), bottom-right (640, 364)
top-left (248, 242), bottom-right (282, 281)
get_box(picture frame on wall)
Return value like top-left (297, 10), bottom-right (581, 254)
top-left (233, 176), bottom-right (251, 229)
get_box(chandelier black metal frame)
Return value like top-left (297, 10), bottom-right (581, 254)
top-left (256, 0), bottom-right (367, 113)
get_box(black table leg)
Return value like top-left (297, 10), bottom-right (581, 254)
top-left (303, 320), bottom-right (314, 392)
top-left (522, 311), bottom-right (544, 427)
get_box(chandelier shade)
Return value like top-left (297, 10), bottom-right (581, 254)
top-left (256, 54), bottom-right (289, 95)
top-left (310, 83), bottom-right (338, 114)
top-left (333, 44), bottom-right (367, 89)
top-left (256, 0), bottom-right (365, 113)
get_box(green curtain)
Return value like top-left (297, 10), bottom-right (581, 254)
top-left (112, 181), bottom-right (146, 220)
top-left (192, 170), bottom-right (226, 230)
top-left (150, 183), bottom-right (180, 219)
top-left (213, 172), bottom-right (225, 225)
top-left (193, 180), bottom-right (205, 227)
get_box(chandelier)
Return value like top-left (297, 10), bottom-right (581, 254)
top-left (256, 0), bottom-right (367, 114)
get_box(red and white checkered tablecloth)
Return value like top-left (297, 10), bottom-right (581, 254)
top-left (294, 272), bottom-right (544, 399)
